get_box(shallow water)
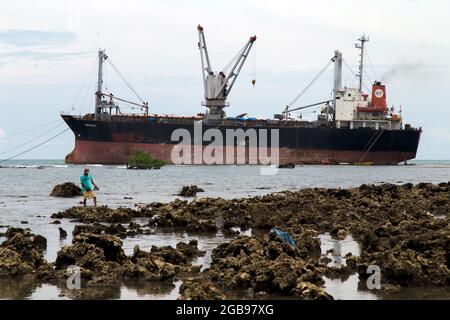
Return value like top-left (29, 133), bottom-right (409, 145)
top-left (319, 232), bottom-right (378, 300)
top-left (319, 233), bottom-right (450, 300)
top-left (319, 233), bottom-right (361, 267)
top-left (0, 276), bottom-right (183, 300)
top-left (0, 159), bottom-right (449, 300)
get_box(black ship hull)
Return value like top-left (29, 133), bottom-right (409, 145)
top-left (62, 115), bottom-right (421, 165)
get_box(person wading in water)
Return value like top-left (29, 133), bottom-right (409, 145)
top-left (80, 167), bottom-right (98, 207)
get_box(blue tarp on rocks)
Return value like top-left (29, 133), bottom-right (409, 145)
top-left (269, 228), bottom-right (297, 247)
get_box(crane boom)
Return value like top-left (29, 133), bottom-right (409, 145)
top-left (217, 35), bottom-right (256, 99)
top-left (197, 25), bottom-right (212, 93)
top-left (283, 100), bottom-right (333, 115)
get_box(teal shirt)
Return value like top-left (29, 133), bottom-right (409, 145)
top-left (80, 174), bottom-right (93, 192)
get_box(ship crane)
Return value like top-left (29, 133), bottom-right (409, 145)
top-left (282, 53), bottom-right (337, 122)
top-left (94, 50), bottom-right (149, 119)
top-left (197, 25), bottom-right (256, 124)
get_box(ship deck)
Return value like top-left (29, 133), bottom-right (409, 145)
top-left (64, 113), bottom-right (339, 129)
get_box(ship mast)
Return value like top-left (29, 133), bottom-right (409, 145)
top-left (332, 50), bottom-right (343, 125)
top-left (355, 34), bottom-right (369, 93)
top-left (95, 49), bottom-right (108, 117)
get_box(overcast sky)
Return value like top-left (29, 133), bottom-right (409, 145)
top-left (0, 0), bottom-right (449, 160)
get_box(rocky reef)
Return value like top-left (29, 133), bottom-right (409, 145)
top-left (179, 233), bottom-right (332, 300)
top-left (4, 182), bottom-right (449, 299)
top-left (178, 185), bottom-right (205, 197)
top-left (51, 206), bottom-right (140, 223)
top-left (50, 182), bottom-right (450, 289)
top-left (174, 182), bottom-right (450, 296)
top-left (54, 233), bottom-right (204, 286)
top-left (0, 228), bottom-right (52, 279)
top-left (50, 182), bottom-right (81, 197)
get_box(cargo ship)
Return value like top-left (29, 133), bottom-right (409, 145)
top-left (62, 27), bottom-right (421, 165)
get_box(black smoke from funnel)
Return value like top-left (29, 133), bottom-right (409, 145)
top-left (381, 62), bottom-right (431, 84)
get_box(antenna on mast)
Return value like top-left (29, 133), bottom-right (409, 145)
top-left (355, 34), bottom-right (369, 93)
